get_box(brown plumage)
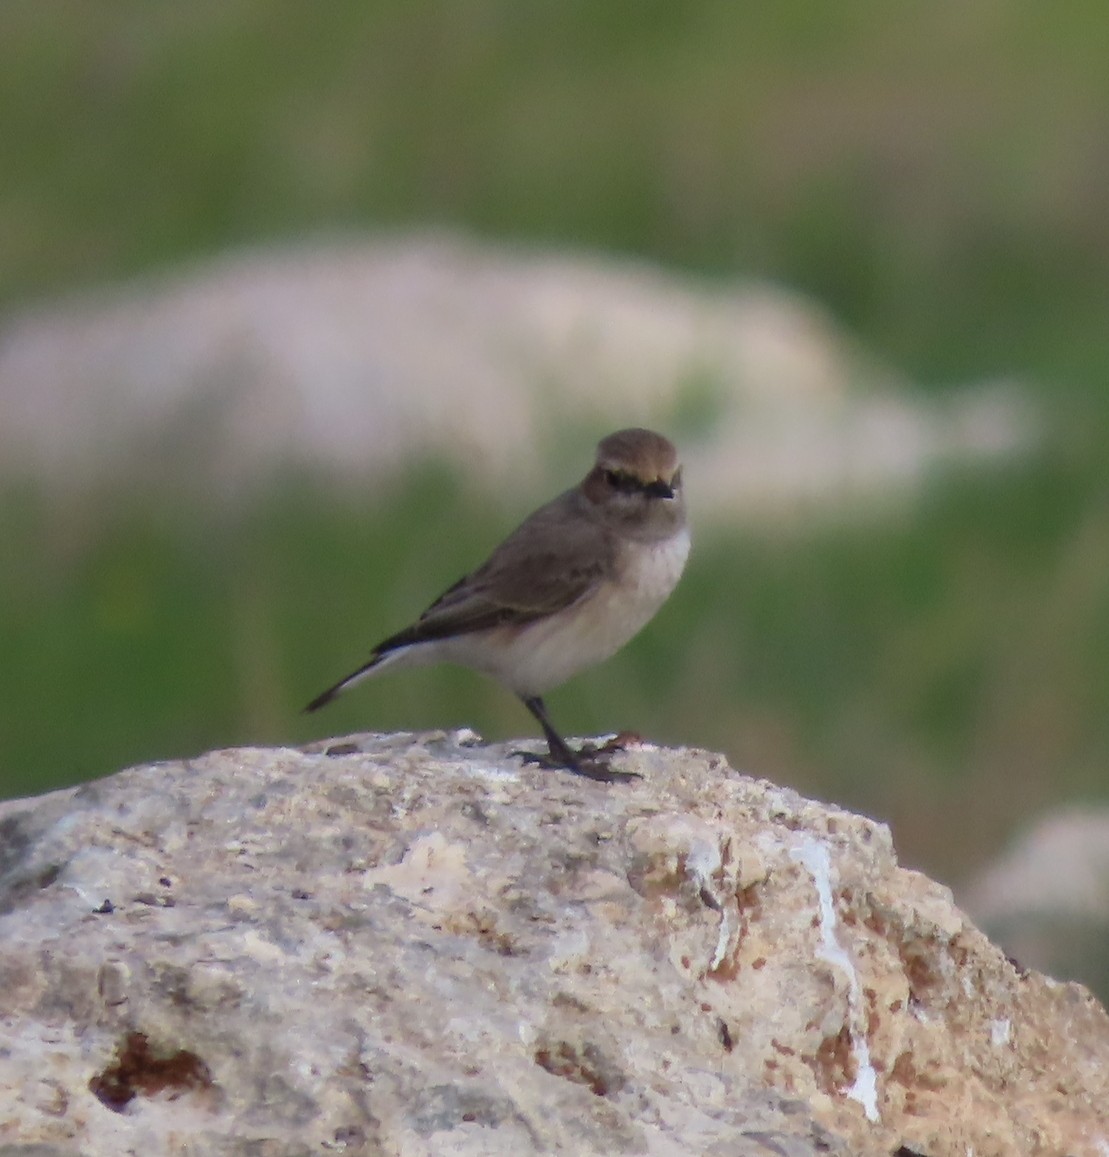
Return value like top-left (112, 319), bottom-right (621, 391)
top-left (306, 428), bottom-right (689, 781)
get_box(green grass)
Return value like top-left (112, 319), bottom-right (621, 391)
top-left (3, 2), bottom-right (1109, 388)
top-left (4, 431), bottom-right (1108, 888)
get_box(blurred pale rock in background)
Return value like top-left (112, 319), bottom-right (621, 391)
top-left (0, 233), bottom-right (1030, 515)
top-left (1, 735), bottom-right (1107, 1156)
top-left (963, 807), bottom-right (1109, 1000)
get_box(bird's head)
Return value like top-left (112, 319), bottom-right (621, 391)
top-left (582, 428), bottom-right (685, 539)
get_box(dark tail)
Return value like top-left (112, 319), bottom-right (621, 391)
top-left (303, 653), bottom-right (383, 713)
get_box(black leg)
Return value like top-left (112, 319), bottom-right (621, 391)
top-left (522, 696), bottom-right (580, 767)
top-left (519, 696), bottom-right (639, 784)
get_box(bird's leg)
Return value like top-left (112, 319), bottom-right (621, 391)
top-left (522, 695), bottom-right (579, 766)
top-left (517, 696), bottom-right (640, 784)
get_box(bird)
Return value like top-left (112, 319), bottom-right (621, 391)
top-left (305, 427), bottom-right (689, 782)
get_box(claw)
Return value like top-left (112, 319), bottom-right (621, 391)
top-left (513, 747), bottom-right (641, 784)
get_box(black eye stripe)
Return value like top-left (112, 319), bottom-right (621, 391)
top-left (604, 469), bottom-right (677, 498)
top-left (604, 469), bottom-right (641, 492)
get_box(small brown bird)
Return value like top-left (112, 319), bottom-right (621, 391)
top-left (306, 428), bottom-right (689, 781)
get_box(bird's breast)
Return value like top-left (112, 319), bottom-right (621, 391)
top-left (468, 525), bottom-right (691, 696)
top-left (618, 523), bottom-right (692, 607)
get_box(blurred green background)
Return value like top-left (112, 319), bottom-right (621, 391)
top-left (2, 2), bottom-right (1108, 892)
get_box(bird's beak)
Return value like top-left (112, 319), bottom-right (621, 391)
top-left (645, 478), bottom-right (675, 500)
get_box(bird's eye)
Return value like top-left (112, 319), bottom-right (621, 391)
top-left (605, 469), bottom-right (633, 491)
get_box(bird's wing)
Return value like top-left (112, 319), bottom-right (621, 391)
top-left (376, 492), bottom-right (613, 652)
top-left (304, 491), bottom-right (612, 712)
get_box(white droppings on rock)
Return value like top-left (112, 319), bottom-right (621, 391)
top-left (789, 834), bottom-right (880, 1124)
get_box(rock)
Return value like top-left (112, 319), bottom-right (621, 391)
top-left (1, 732), bottom-right (1107, 1156)
top-left (0, 234), bottom-right (1030, 516)
top-left (961, 806), bottom-right (1109, 1002)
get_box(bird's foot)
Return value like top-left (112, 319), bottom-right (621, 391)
top-left (577, 730), bottom-right (643, 758)
top-left (514, 744), bottom-right (641, 784)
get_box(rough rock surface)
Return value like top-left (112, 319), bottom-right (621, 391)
top-left (1, 732), bottom-right (1107, 1156)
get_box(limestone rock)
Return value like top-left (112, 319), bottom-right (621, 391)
top-left (1, 732), bottom-right (1107, 1156)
